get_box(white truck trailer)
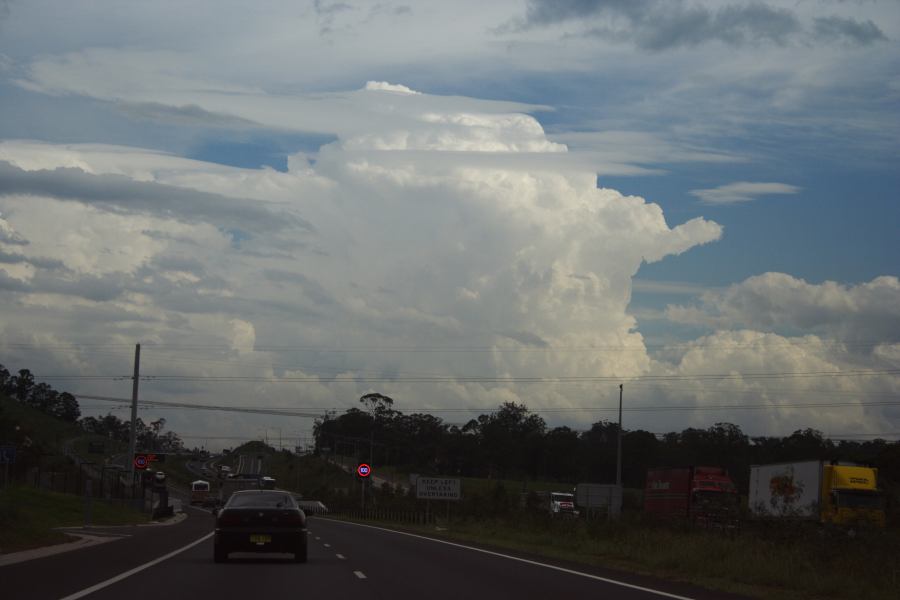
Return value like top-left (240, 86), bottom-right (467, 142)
top-left (748, 460), bottom-right (884, 527)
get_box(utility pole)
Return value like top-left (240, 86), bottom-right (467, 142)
top-left (128, 344), bottom-right (141, 484)
top-left (616, 383), bottom-right (623, 487)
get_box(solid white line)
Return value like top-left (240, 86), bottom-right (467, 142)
top-left (336, 553), bottom-right (346, 560)
top-left (58, 532), bottom-right (214, 600)
top-left (354, 570), bottom-right (367, 579)
top-left (324, 520), bottom-right (695, 600)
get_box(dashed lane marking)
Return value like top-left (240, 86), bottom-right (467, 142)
top-left (324, 520), bottom-right (696, 600)
top-left (354, 571), bottom-right (367, 579)
top-left (336, 554), bottom-right (346, 560)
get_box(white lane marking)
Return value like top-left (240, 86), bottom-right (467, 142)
top-left (336, 554), bottom-right (346, 560)
top-left (354, 571), bottom-right (367, 579)
top-left (323, 520), bottom-right (695, 600)
top-left (315, 536), bottom-right (321, 540)
top-left (324, 543), bottom-right (331, 547)
top-left (58, 532), bottom-right (214, 600)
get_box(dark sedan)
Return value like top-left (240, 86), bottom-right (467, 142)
top-left (213, 490), bottom-right (307, 563)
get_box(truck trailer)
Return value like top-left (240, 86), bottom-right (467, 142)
top-left (644, 466), bottom-right (739, 525)
top-left (748, 461), bottom-right (885, 527)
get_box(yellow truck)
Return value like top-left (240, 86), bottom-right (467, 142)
top-left (749, 460), bottom-right (885, 527)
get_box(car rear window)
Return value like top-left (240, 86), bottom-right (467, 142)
top-left (229, 492), bottom-right (296, 508)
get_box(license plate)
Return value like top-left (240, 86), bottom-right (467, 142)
top-left (250, 534), bottom-right (271, 544)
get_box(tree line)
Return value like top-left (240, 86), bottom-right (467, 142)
top-left (314, 393), bottom-right (900, 496)
top-left (0, 363), bottom-right (183, 453)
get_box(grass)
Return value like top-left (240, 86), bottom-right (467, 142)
top-left (0, 485), bottom-right (149, 554)
top-left (330, 512), bottom-right (900, 600)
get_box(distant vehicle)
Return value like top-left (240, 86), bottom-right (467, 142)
top-left (190, 480), bottom-right (212, 506)
top-left (218, 465), bottom-right (232, 479)
top-left (644, 466), bottom-right (738, 526)
top-left (261, 476), bottom-right (276, 489)
top-left (522, 490), bottom-right (579, 516)
top-left (154, 471), bottom-right (166, 482)
top-left (749, 461), bottom-right (885, 527)
top-left (213, 490), bottom-right (307, 563)
top-left (228, 472), bottom-right (262, 480)
top-left (217, 475), bottom-right (269, 505)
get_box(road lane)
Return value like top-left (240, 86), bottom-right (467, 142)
top-left (306, 518), bottom-right (750, 600)
top-left (2, 506), bottom-right (214, 600)
top-left (4, 513), bottom-right (750, 600)
top-left (62, 527), bottom-right (374, 600)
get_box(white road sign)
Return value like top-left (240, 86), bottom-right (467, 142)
top-left (416, 477), bottom-right (461, 500)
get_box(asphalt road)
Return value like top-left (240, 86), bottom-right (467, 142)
top-left (2, 509), bottom-right (749, 600)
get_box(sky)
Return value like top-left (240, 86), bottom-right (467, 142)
top-left (0, 0), bottom-right (898, 451)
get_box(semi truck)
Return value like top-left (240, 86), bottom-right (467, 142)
top-left (644, 466), bottom-right (739, 525)
top-left (748, 461), bottom-right (885, 527)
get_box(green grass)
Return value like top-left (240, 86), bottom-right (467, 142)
top-left (0, 485), bottom-right (149, 554)
top-left (330, 512), bottom-right (900, 600)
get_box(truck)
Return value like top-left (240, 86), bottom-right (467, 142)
top-left (644, 466), bottom-right (739, 526)
top-left (521, 490), bottom-right (579, 516)
top-left (748, 461), bottom-right (885, 527)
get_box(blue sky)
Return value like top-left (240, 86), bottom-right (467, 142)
top-left (0, 1), bottom-right (897, 445)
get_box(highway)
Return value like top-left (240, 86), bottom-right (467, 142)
top-left (1, 507), bottom-right (749, 600)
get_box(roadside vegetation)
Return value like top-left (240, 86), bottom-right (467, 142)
top-left (0, 485), bottom-right (148, 554)
top-left (326, 493), bottom-right (899, 600)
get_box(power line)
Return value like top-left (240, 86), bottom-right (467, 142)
top-left (38, 368), bottom-right (900, 384)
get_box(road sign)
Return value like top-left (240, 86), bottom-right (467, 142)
top-left (133, 454), bottom-right (150, 470)
top-left (0, 445), bottom-right (16, 464)
top-left (356, 463), bottom-right (371, 478)
top-left (416, 477), bottom-right (460, 500)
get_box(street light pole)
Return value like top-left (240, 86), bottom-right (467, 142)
top-left (616, 383), bottom-right (623, 487)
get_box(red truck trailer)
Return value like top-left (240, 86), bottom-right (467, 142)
top-left (644, 466), bottom-right (738, 526)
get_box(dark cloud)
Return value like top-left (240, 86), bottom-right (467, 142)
top-left (501, 330), bottom-right (550, 347)
top-left (814, 16), bottom-right (887, 45)
top-left (150, 254), bottom-right (207, 276)
top-left (519, 0), bottom-right (884, 50)
top-left (0, 161), bottom-right (312, 233)
top-left (263, 269), bottom-right (335, 305)
top-left (115, 101), bottom-right (257, 127)
top-left (0, 249), bottom-right (65, 270)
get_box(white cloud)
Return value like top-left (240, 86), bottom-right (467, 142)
top-left (666, 272), bottom-right (900, 342)
top-left (689, 181), bottom-right (801, 204)
top-left (0, 84), bottom-right (731, 440)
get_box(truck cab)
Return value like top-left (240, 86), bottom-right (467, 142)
top-left (821, 464), bottom-right (886, 528)
top-left (549, 492), bottom-right (577, 516)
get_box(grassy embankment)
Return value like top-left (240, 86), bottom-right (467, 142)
top-left (0, 485), bottom-right (148, 554)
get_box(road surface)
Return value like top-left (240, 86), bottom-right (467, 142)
top-left (1, 508), bottom-right (749, 600)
